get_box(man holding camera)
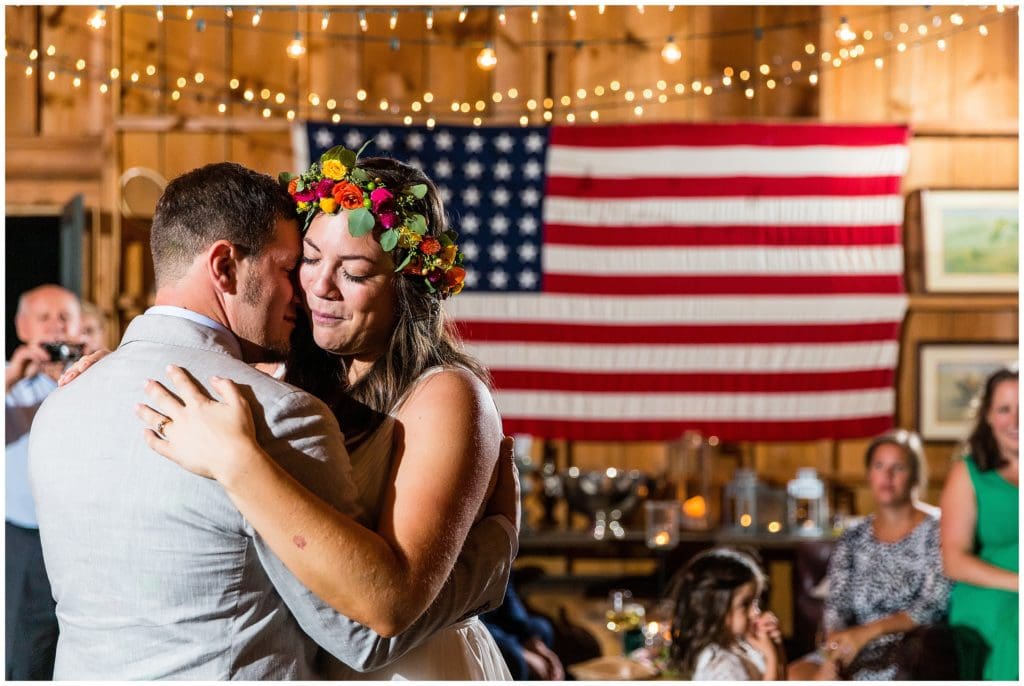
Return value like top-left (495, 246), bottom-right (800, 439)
top-left (6, 283), bottom-right (81, 680)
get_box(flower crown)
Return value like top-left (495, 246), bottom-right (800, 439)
top-left (280, 143), bottom-right (466, 299)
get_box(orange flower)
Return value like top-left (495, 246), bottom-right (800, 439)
top-left (403, 256), bottom-right (423, 275)
top-left (332, 181), bottom-right (364, 210)
top-left (287, 178), bottom-right (299, 195)
top-left (420, 236), bottom-right (441, 255)
top-left (444, 266), bottom-right (466, 288)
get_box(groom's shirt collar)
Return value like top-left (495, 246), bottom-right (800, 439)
top-left (144, 306), bottom-right (242, 359)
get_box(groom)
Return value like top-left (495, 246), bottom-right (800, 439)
top-left (29, 162), bottom-right (518, 679)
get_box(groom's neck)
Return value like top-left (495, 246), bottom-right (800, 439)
top-left (154, 286), bottom-right (230, 331)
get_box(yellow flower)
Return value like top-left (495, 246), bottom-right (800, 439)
top-left (439, 244), bottom-right (457, 266)
top-left (319, 197), bottom-right (337, 214)
top-left (297, 201), bottom-right (310, 212)
top-left (321, 159), bottom-right (347, 180)
top-left (397, 227), bottom-right (423, 249)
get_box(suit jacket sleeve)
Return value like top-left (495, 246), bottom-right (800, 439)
top-left (246, 389), bottom-right (516, 672)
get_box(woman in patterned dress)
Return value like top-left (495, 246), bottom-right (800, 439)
top-left (789, 429), bottom-right (951, 680)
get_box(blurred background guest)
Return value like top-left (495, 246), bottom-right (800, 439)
top-left (789, 429), bottom-right (950, 680)
top-left (941, 367), bottom-right (1018, 681)
top-left (6, 284), bottom-right (81, 680)
top-left (483, 576), bottom-right (566, 681)
top-left (77, 301), bottom-right (107, 355)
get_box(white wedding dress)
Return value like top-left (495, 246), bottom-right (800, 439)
top-left (325, 367), bottom-right (512, 681)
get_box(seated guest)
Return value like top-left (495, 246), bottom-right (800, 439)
top-left (482, 577), bottom-right (565, 680)
top-left (668, 547), bottom-right (786, 680)
top-left (789, 429), bottom-right (951, 680)
top-left (941, 367), bottom-right (1018, 680)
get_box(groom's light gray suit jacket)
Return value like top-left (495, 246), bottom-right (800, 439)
top-left (29, 313), bottom-right (515, 679)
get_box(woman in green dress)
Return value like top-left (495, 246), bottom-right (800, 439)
top-left (940, 366), bottom-right (1018, 680)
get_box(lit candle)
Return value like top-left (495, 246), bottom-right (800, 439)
top-left (653, 530), bottom-right (671, 547)
top-left (682, 495), bottom-right (706, 519)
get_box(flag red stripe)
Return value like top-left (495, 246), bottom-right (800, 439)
top-left (549, 123), bottom-right (910, 148)
top-left (457, 321), bottom-right (901, 345)
top-left (545, 175), bottom-right (902, 198)
top-left (543, 223), bottom-right (902, 247)
top-left (490, 369), bottom-right (896, 393)
top-left (500, 416), bottom-right (895, 441)
top-left (542, 274), bottom-right (905, 296)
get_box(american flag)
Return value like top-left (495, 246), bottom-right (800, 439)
top-left (297, 121), bottom-right (909, 442)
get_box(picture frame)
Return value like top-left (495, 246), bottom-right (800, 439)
top-left (921, 190), bottom-right (1019, 293)
top-left (917, 342), bottom-right (1018, 441)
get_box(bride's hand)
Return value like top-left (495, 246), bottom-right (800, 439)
top-left (136, 365), bottom-right (259, 483)
top-left (58, 349), bottom-right (112, 386)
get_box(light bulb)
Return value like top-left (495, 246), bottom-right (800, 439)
top-left (425, 10), bottom-right (433, 30)
top-left (835, 17), bottom-right (856, 42)
top-left (287, 33), bottom-right (306, 58)
top-left (476, 43), bottom-right (497, 71)
top-left (389, 10), bottom-right (398, 30)
top-left (358, 11), bottom-right (368, 32)
top-left (458, 6), bottom-right (468, 23)
top-left (660, 36), bottom-right (682, 64)
top-left (87, 7), bottom-right (107, 30)
top-left (251, 9), bottom-right (261, 27)
top-left (321, 11), bottom-right (330, 31)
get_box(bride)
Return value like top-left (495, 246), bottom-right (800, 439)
top-left (120, 150), bottom-right (511, 680)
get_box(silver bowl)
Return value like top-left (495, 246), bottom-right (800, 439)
top-left (561, 468), bottom-right (648, 539)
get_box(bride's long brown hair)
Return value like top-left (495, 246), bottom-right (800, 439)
top-left (285, 156), bottom-right (490, 439)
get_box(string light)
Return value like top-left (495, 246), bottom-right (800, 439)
top-left (568, 6), bottom-right (577, 21)
top-left (507, 88), bottom-right (518, 98)
top-left (745, 87), bottom-right (754, 99)
top-left (287, 110), bottom-right (295, 121)
top-left (321, 11), bottom-right (329, 31)
top-left (358, 11), bottom-right (368, 32)
top-left (286, 32), bottom-right (306, 58)
top-left (110, 67), bottom-right (120, 80)
top-left (498, 7), bottom-right (507, 26)
top-left (194, 72), bottom-right (205, 84)
top-left (75, 58), bottom-right (86, 70)
top-left (423, 92), bottom-right (434, 103)
top-left (186, 6), bottom-right (193, 20)
top-left (950, 12), bottom-right (964, 26)
top-left (404, 115), bottom-right (413, 125)
top-left (389, 10), bottom-right (398, 30)
top-left (229, 78), bottom-right (239, 89)
top-left (458, 7), bottom-right (468, 23)
top-left (225, 7), bottom-right (232, 19)
top-left (590, 110), bottom-right (599, 121)
top-left (73, 76), bottom-right (81, 88)
top-left (543, 110), bottom-right (553, 121)
top-left (24, 65), bottom-right (32, 76)
top-left (171, 90), bottom-right (180, 100)
top-left (218, 102), bottom-right (227, 113)
top-left (332, 113), bottom-right (341, 123)
top-left (519, 115), bottom-right (529, 126)
top-left (156, 6), bottom-right (163, 22)
top-left (660, 36), bottom-right (682, 64)
top-left (476, 42), bottom-right (497, 71)
top-left (356, 89), bottom-right (367, 101)
top-left (759, 63), bottom-right (770, 75)
top-left (425, 9), bottom-right (433, 30)
top-left (598, 5), bottom-right (606, 14)
top-left (146, 64), bottom-right (156, 76)
top-left (326, 98), bottom-right (336, 109)
top-left (99, 83), bottom-right (108, 93)
top-left (251, 9), bottom-right (261, 27)
top-left (426, 117), bottom-right (436, 129)
top-left (20, 5), bottom-right (1008, 125)
top-left (805, 43), bottom-right (816, 54)
top-left (531, 6), bottom-right (539, 24)
top-left (29, 49), bottom-right (38, 60)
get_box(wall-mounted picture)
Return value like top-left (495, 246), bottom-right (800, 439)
top-left (921, 190), bottom-right (1019, 293)
top-left (918, 342), bottom-right (1019, 441)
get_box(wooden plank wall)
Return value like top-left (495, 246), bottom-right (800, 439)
top-left (5, 5), bottom-right (1018, 513)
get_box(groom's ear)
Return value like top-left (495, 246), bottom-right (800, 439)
top-left (207, 240), bottom-right (241, 295)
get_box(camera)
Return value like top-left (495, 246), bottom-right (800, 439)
top-left (41, 341), bottom-right (85, 364)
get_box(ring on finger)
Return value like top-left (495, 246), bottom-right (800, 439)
top-left (155, 417), bottom-right (172, 439)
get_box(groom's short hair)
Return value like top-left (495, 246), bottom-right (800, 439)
top-left (150, 162), bottom-right (297, 285)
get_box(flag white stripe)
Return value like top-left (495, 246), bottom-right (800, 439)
top-left (445, 294), bottom-right (909, 324)
top-left (464, 341), bottom-right (900, 373)
top-left (543, 196), bottom-right (904, 227)
top-left (546, 145), bottom-right (910, 178)
top-left (543, 245), bottom-right (905, 275)
top-left (492, 388), bottom-right (895, 421)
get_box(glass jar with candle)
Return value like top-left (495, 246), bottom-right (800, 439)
top-left (724, 468), bottom-right (759, 532)
top-left (787, 467), bottom-right (827, 535)
top-left (644, 500), bottom-right (680, 549)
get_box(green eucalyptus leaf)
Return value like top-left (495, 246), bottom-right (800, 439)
top-left (350, 167), bottom-right (370, 184)
top-left (338, 149), bottom-right (357, 169)
top-left (347, 207), bottom-right (376, 236)
top-left (302, 210), bottom-right (316, 234)
top-left (394, 251), bottom-right (414, 273)
top-left (409, 214), bottom-right (427, 235)
top-left (278, 171), bottom-right (295, 186)
top-left (406, 183), bottom-right (428, 199)
top-left (380, 229), bottom-right (399, 252)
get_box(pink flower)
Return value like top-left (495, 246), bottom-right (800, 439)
top-left (294, 188), bottom-right (316, 202)
top-left (378, 211), bottom-right (399, 229)
top-left (370, 187), bottom-right (394, 213)
top-left (316, 179), bottom-right (335, 198)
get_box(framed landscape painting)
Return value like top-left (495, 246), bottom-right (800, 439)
top-left (918, 343), bottom-right (1018, 441)
top-left (921, 190), bottom-right (1019, 293)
